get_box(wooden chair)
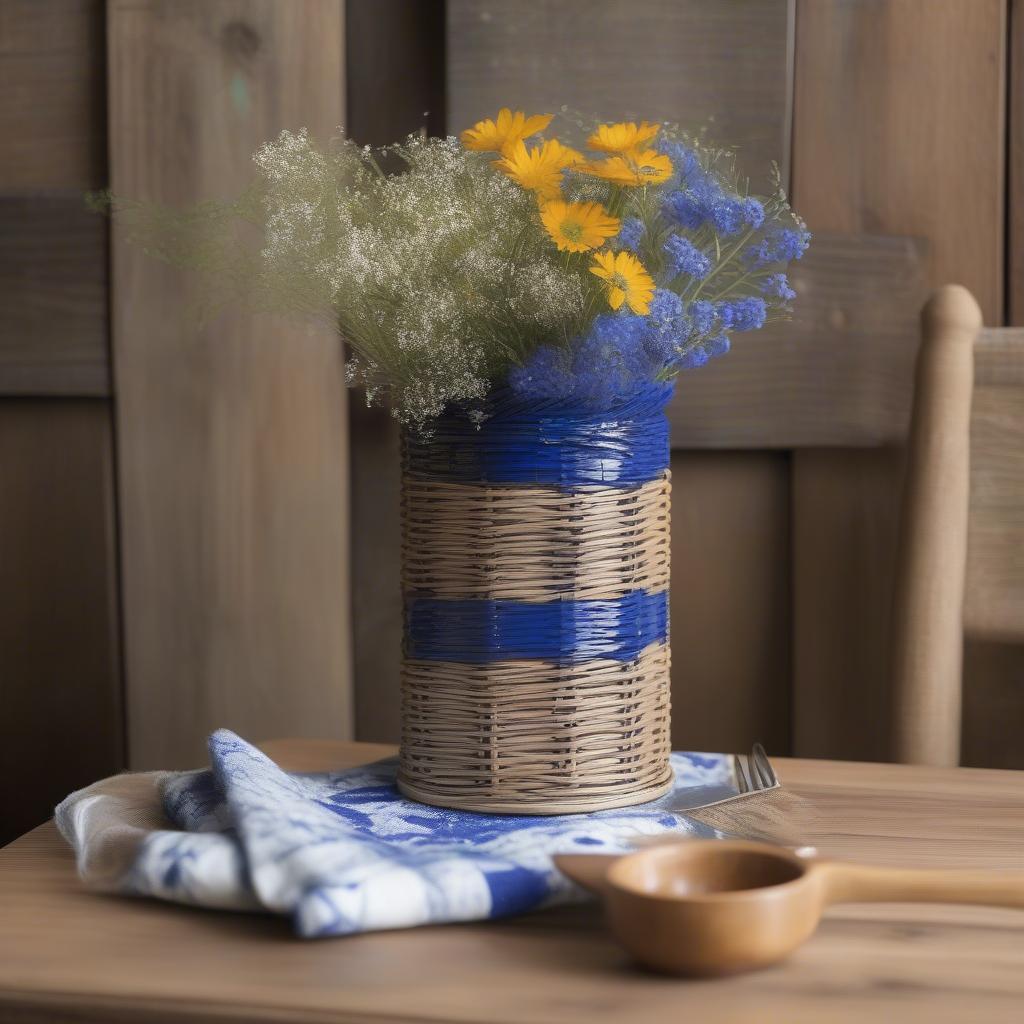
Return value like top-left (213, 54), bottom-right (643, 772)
top-left (891, 285), bottom-right (1024, 765)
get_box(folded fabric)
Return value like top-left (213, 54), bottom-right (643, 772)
top-left (57, 730), bottom-right (738, 938)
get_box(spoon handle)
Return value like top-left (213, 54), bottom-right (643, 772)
top-left (818, 862), bottom-right (1024, 910)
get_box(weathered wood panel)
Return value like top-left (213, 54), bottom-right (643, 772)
top-left (669, 233), bottom-right (927, 449)
top-left (0, 0), bottom-right (106, 189)
top-left (346, 0), bottom-right (445, 741)
top-left (790, 0), bottom-right (1007, 761)
top-left (448, 0), bottom-right (792, 188)
top-left (1008, 0), bottom-right (1024, 323)
top-left (964, 331), bottom-right (1024, 642)
top-left (108, 0), bottom-right (352, 769)
top-left (669, 452), bottom-right (792, 756)
top-left (0, 402), bottom-right (123, 845)
top-left (0, 196), bottom-right (109, 396)
top-left (446, 0), bottom-right (795, 755)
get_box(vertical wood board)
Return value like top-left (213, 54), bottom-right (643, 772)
top-left (448, 0), bottom-right (792, 189)
top-left (790, 0), bottom-right (1008, 761)
top-left (109, 0), bottom-right (352, 769)
top-left (0, 401), bottom-right (123, 844)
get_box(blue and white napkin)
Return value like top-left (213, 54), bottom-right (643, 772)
top-left (57, 730), bottom-right (737, 938)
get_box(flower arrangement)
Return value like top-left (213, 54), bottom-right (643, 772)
top-left (101, 110), bottom-right (808, 429)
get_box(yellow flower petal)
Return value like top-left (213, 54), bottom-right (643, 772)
top-left (578, 149), bottom-right (673, 187)
top-left (587, 121), bottom-right (661, 154)
top-left (494, 139), bottom-right (582, 199)
top-left (461, 108), bottom-right (554, 155)
top-left (589, 250), bottom-right (654, 314)
top-left (540, 200), bottom-right (620, 253)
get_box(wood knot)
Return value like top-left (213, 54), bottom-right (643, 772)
top-left (221, 20), bottom-right (261, 59)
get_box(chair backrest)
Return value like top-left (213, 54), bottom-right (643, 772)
top-left (891, 285), bottom-right (1024, 766)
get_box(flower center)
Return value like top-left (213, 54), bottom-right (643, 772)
top-left (610, 272), bottom-right (629, 291)
top-left (561, 220), bottom-right (583, 242)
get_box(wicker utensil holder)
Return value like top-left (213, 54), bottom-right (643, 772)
top-left (397, 386), bottom-right (674, 814)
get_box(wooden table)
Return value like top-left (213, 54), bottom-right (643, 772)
top-left (2, 740), bottom-right (1023, 1023)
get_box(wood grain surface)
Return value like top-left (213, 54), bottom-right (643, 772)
top-left (108, 0), bottom-right (353, 769)
top-left (447, 0), bottom-right (793, 189)
top-left (0, 0), bottom-right (106, 189)
top-left (0, 402), bottom-right (123, 846)
top-left (790, 0), bottom-right (1009, 764)
top-left (0, 196), bottom-right (110, 396)
top-left (667, 232), bottom-right (927, 448)
top-left (964, 331), bottom-right (1024, 641)
top-left (1, 739), bottom-right (1023, 1023)
top-left (345, 0), bottom-right (445, 743)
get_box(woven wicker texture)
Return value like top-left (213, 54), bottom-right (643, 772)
top-left (398, 470), bottom-right (673, 814)
top-left (398, 642), bottom-right (673, 814)
top-left (402, 475), bottom-right (670, 601)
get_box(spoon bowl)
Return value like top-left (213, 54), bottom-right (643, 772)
top-left (556, 839), bottom-right (1024, 976)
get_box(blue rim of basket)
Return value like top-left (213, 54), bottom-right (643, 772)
top-left (404, 590), bottom-right (669, 664)
top-left (402, 382), bottom-right (674, 487)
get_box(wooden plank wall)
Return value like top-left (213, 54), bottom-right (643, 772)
top-left (0, 0), bottom-right (123, 844)
top-left (346, 0), bottom-right (445, 742)
top-left (107, 0), bottom-right (353, 769)
top-left (790, 0), bottom-right (1010, 763)
top-left (443, 0), bottom-right (796, 755)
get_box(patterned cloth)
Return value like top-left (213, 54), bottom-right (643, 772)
top-left (56, 730), bottom-right (737, 938)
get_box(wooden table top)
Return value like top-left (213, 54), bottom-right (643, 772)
top-left (2, 740), bottom-right (1023, 1024)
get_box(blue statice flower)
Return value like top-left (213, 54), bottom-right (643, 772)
top-left (716, 297), bottom-right (766, 331)
top-left (662, 188), bottom-right (705, 230)
top-left (663, 174), bottom-right (764, 237)
top-left (614, 217), bottom-right (644, 253)
top-left (705, 334), bottom-right (731, 357)
top-left (745, 226), bottom-right (811, 267)
top-left (643, 289), bottom-right (688, 368)
top-left (761, 272), bottom-right (796, 300)
top-left (663, 235), bottom-right (711, 280)
top-left (656, 140), bottom-right (701, 181)
top-left (572, 314), bottom-right (656, 405)
top-left (688, 299), bottom-right (716, 336)
top-left (676, 346), bottom-right (710, 369)
top-left (508, 344), bottom-right (575, 402)
top-left (742, 197), bottom-right (765, 229)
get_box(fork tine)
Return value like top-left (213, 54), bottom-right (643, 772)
top-left (751, 743), bottom-right (777, 790)
top-left (733, 754), bottom-right (752, 794)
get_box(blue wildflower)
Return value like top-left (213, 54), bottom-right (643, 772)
top-left (706, 334), bottom-right (731, 357)
top-left (507, 345), bottom-right (575, 402)
top-left (656, 140), bottom-right (701, 181)
top-left (745, 226), bottom-right (811, 267)
top-left (676, 346), bottom-right (710, 369)
top-left (663, 235), bottom-right (711, 280)
top-left (708, 193), bottom-right (746, 236)
top-left (572, 314), bottom-right (655, 405)
top-left (649, 288), bottom-right (684, 324)
top-left (716, 297), bottom-right (767, 332)
top-left (742, 197), bottom-right (765, 229)
top-left (688, 299), bottom-right (716, 336)
top-left (761, 273), bottom-right (796, 301)
top-left (644, 289), bottom-right (688, 368)
top-left (614, 217), bottom-right (644, 253)
top-left (662, 189), bottom-right (705, 231)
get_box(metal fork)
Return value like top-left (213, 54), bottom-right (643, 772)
top-left (730, 742), bottom-right (779, 801)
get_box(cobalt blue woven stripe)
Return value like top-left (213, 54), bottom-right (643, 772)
top-left (404, 590), bottom-right (668, 664)
top-left (402, 382), bottom-right (673, 487)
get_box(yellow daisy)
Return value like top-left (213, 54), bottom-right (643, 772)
top-left (578, 149), bottom-right (673, 187)
top-left (494, 139), bottom-right (584, 200)
top-left (587, 120), bottom-right (660, 154)
top-left (540, 201), bottom-right (620, 253)
top-left (461, 108), bottom-right (554, 155)
top-left (590, 250), bottom-right (656, 314)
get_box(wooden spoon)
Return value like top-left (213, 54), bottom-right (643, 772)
top-left (556, 840), bottom-right (1024, 976)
